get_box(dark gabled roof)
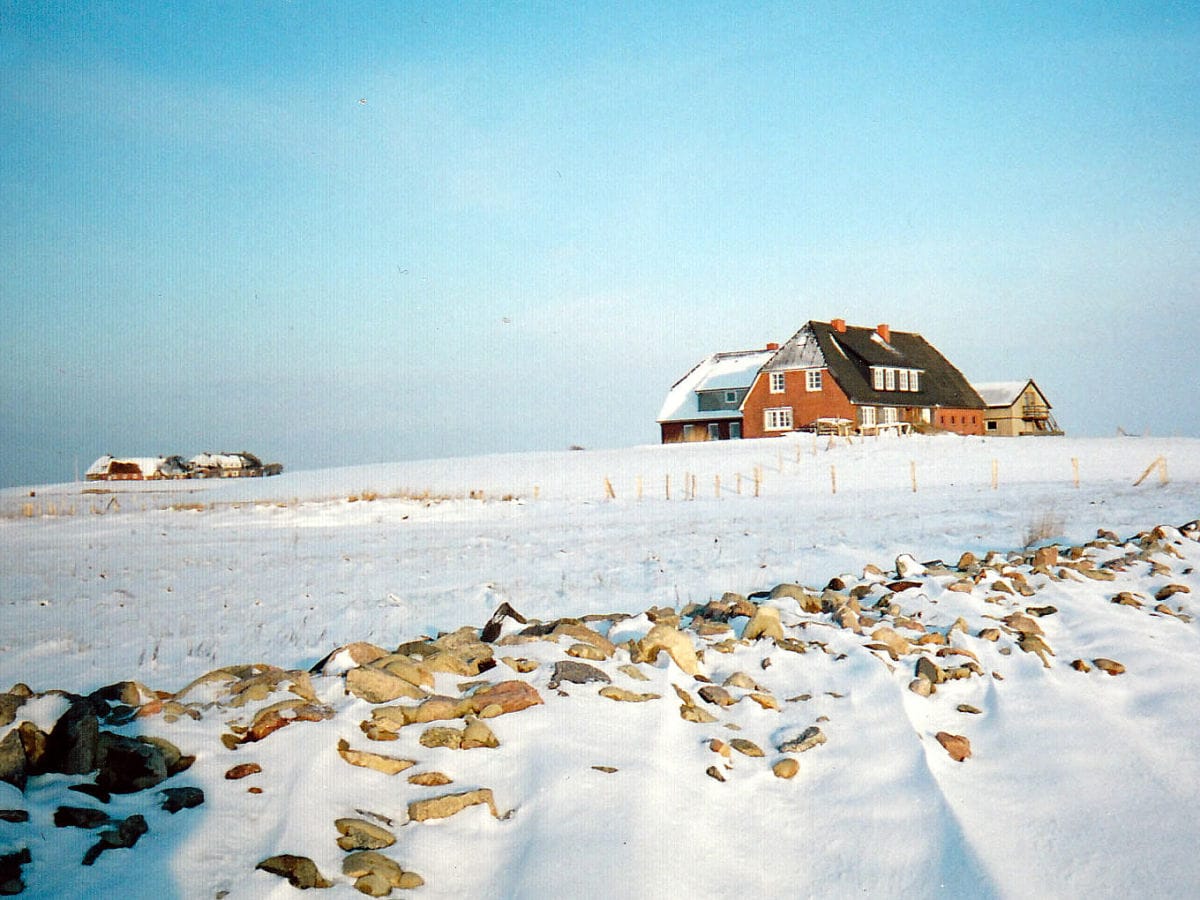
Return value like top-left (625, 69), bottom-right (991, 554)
top-left (768, 321), bottom-right (985, 409)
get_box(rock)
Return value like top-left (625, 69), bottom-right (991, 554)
top-left (256, 854), bottom-right (331, 889)
top-left (465, 680), bottom-right (543, 717)
top-left (1071, 658), bottom-right (1092, 672)
top-left (419, 726), bottom-right (463, 750)
top-left (1094, 658), bottom-right (1126, 676)
top-left (636, 625), bottom-right (701, 676)
top-left (908, 677), bottom-right (934, 697)
top-left (956, 704), bottom-right (983, 715)
top-left (309, 641), bottom-right (390, 675)
top-left (956, 551), bottom-right (978, 570)
top-left (0, 731), bottom-right (27, 791)
top-left (335, 818), bottom-right (396, 851)
top-left (160, 787), bottom-right (204, 813)
top-left (742, 606), bottom-right (785, 642)
top-left (598, 686), bottom-right (659, 703)
top-left (697, 685), bottom-right (736, 707)
top-left (0, 848), bottom-right (31, 895)
top-left (95, 734), bottom-right (168, 793)
top-left (549, 660), bottom-right (611, 688)
top-left (481, 601), bottom-right (528, 642)
top-left (0, 693), bottom-right (26, 730)
top-left (729, 738), bottom-right (764, 757)
top-left (500, 657), bottom-right (538, 674)
top-left (337, 739), bottom-right (416, 775)
top-left (407, 788), bottom-right (499, 823)
top-left (82, 814), bottom-right (148, 865)
top-left (1032, 546), bottom-right (1059, 568)
top-left (1018, 634), bottom-right (1055, 667)
top-left (1155, 584), bottom-right (1190, 601)
top-left (977, 628), bottom-right (1001, 642)
top-left (680, 704), bottom-right (718, 724)
top-left (1112, 592), bottom-right (1144, 608)
top-left (374, 655), bottom-right (435, 690)
top-left (1026, 605), bottom-right (1058, 617)
top-left (705, 765), bottom-right (726, 782)
top-left (934, 732), bottom-right (971, 762)
top-left (915, 656), bottom-right (945, 685)
top-left (772, 758), bottom-right (800, 779)
top-left (0, 810), bottom-right (29, 824)
top-left (225, 762), bottom-right (263, 780)
top-left (346, 666), bottom-right (428, 703)
top-left (723, 672), bottom-right (761, 691)
top-left (54, 806), bottom-right (111, 829)
top-left (42, 701), bottom-right (100, 775)
top-left (617, 664), bottom-right (650, 682)
top-left (748, 692), bottom-right (780, 711)
top-left (552, 622), bottom-right (617, 658)
top-left (778, 726), bottom-right (826, 754)
top-left (767, 583), bottom-right (822, 612)
top-left (896, 554), bottom-right (926, 578)
top-left (461, 716), bottom-right (499, 749)
top-left (407, 771), bottom-right (452, 786)
top-left (869, 627), bottom-right (913, 658)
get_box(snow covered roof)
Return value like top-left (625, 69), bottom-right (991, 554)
top-left (972, 381), bottom-right (1029, 408)
top-left (85, 456), bottom-right (188, 477)
top-left (190, 452), bottom-right (262, 469)
top-left (657, 349), bottom-right (775, 423)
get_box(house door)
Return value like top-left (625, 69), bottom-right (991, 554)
top-left (729, 422), bottom-right (742, 439)
top-left (708, 423), bottom-right (721, 441)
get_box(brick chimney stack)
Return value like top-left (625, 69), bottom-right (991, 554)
top-left (877, 323), bottom-right (891, 343)
top-left (831, 318), bottom-right (846, 333)
top-left (765, 342), bottom-right (780, 351)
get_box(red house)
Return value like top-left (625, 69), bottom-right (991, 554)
top-left (658, 320), bottom-right (986, 442)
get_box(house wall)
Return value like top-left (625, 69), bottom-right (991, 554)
top-left (933, 407), bottom-right (986, 436)
top-left (984, 385), bottom-right (1055, 437)
top-left (660, 420), bottom-right (740, 443)
top-left (742, 368), bottom-right (855, 438)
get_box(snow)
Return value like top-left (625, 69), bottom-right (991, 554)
top-left (2, 434), bottom-right (1200, 897)
top-left (656, 350), bottom-right (774, 422)
top-left (973, 381), bottom-right (1029, 407)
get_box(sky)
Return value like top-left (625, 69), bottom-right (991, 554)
top-left (1, 1), bottom-right (1197, 487)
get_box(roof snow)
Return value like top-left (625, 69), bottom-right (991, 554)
top-left (657, 349), bottom-right (775, 423)
top-left (973, 381), bottom-right (1029, 407)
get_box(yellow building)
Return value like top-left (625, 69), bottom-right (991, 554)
top-left (973, 380), bottom-right (1063, 436)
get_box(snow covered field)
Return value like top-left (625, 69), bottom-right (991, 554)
top-left (2, 434), bottom-right (1200, 898)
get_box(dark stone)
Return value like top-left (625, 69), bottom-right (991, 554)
top-left (95, 735), bottom-right (168, 794)
top-left (0, 848), bottom-right (32, 896)
top-left (42, 702), bottom-right (100, 775)
top-left (481, 602), bottom-right (528, 642)
top-left (1026, 605), bottom-right (1059, 617)
top-left (256, 854), bottom-right (332, 889)
top-left (0, 731), bottom-right (26, 791)
top-left (82, 814), bottom-right (148, 866)
top-left (0, 810), bottom-right (29, 824)
top-left (548, 660), bottom-right (612, 688)
top-left (15, 724), bottom-right (46, 776)
top-left (53, 806), bottom-right (111, 829)
top-left (0, 693), bottom-right (25, 729)
top-left (160, 786), bottom-right (205, 813)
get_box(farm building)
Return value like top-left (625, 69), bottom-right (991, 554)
top-left (85, 455), bottom-right (190, 481)
top-left (188, 452), bottom-right (270, 478)
top-left (659, 320), bottom-right (986, 442)
top-left (973, 380), bottom-right (1063, 436)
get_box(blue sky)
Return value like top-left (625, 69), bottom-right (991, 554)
top-left (2, 1), bottom-right (1197, 486)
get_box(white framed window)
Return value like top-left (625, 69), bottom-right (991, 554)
top-left (806, 369), bottom-right (822, 392)
top-left (769, 372), bottom-right (785, 394)
top-left (881, 406), bottom-right (899, 424)
top-left (724, 391), bottom-right (737, 404)
top-left (909, 370), bottom-right (920, 392)
top-left (764, 407), bottom-right (793, 431)
top-left (708, 423), bottom-right (721, 440)
top-left (872, 367), bottom-right (884, 390)
top-left (860, 406), bottom-right (877, 427)
top-left (898, 369), bottom-right (909, 391)
top-left (885, 368), bottom-right (896, 391)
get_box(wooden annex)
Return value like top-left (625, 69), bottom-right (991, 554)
top-left (973, 380), bottom-right (1064, 437)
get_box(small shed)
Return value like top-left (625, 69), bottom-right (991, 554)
top-left (973, 380), bottom-right (1063, 436)
top-left (188, 451), bottom-right (264, 478)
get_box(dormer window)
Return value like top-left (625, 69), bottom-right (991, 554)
top-left (724, 391), bottom-right (737, 404)
top-left (871, 366), bottom-right (922, 393)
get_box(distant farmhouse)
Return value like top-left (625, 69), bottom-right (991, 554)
top-left (85, 451), bottom-right (282, 481)
top-left (658, 319), bottom-right (1057, 442)
top-left (972, 380), bottom-right (1063, 437)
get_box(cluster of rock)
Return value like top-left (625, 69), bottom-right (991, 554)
top-left (1, 519), bottom-right (1196, 895)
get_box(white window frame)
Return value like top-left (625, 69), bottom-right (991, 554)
top-left (909, 370), bottom-right (920, 392)
top-left (881, 406), bottom-right (899, 424)
top-left (872, 367), bottom-right (884, 390)
top-left (806, 369), bottom-right (822, 392)
top-left (724, 390), bottom-right (737, 404)
top-left (885, 368), bottom-right (896, 391)
top-left (769, 372), bottom-right (785, 394)
top-left (860, 406), bottom-right (877, 427)
top-left (764, 407), bottom-right (793, 431)
top-left (898, 369), bottom-right (909, 392)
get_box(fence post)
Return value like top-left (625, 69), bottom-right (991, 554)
top-left (715, 474), bottom-right (721, 498)
top-left (910, 460), bottom-right (917, 493)
top-left (1071, 458), bottom-right (1079, 489)
top-left (665, 473), bottom-right (671, 500)
top-left (753, 466), bottom-right (762, 497)
top-left (604, 477), bottom-right (615, 500)
top-left (991, 459), bottom-right (998, 490)
top-left (636, 475), bottom-right (643, 501)
top-left (830, 465), bottom-right (838, 495)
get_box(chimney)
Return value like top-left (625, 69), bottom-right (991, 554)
top-left (831, 318), bottom-right (846, 333)
top-left (765, 342), bottom-right (780, 351)
top-left (876, 323), bottom-right (890, 343)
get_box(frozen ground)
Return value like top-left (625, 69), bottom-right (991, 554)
top-left (2, 433), bottom-right (1199, 898)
